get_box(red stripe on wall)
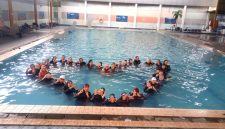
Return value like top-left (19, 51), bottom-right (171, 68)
top-left (111, 15), bottom-right (116, 21)
top-left (79, 13), bottom-right (84, 19)
top-left (86, 14), bottom-right (108, 20)
top-left (128, 16), bottom-right (134, 22)
top-left (136, 16), bottom-right (157, 23)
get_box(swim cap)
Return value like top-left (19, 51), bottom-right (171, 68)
top-left (60, 75), bottom-right (65, 79)
top-left (151, 77), bottom-right (157, 81)
top-left (121, 92), bottom-right (127, 96)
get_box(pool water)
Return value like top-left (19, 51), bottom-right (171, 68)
top-left (0, 29), bottom-right (225, 109)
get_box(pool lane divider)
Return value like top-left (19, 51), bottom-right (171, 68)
top-left (0, 30), bottom-right (66, 62)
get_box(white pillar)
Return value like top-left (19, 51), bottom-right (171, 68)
top-left (84, 0), bottom-right (87, 25)
top-left (133, 3), bottom-right (138, 28)
top-left (157, 4), bottom-right (162, 31)
top-left (58, 4), bottom-right (62, 24)
top-left (108, 2), bottom-right (111, 27)
top-left (181, 5), bottom-right (187, 29)
top-left (205, 6), bottom-right (210, 29)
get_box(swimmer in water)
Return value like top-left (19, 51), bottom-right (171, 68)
top-left (76, 58), bottom-right (86, 67)
top-left (128, 58), bottom-right (133, 66)
top-left (38, 65), bottom-right (49, 80)
top-left (149, 77), bottom-right (160, 87)
top-left (163, 60), bottom-right (171, 73)
top-left (117, 92), bottom-right (130, 107)
top-left (59, 55), bottom-right (67, 66)
top-left (145, 58), bottom-right (154, 66)
top-left (64, 80), bottom-right (79, 95)
top-left (104, 93), bottom-right (119, 107)
top-left (129, 87), bottom-right (144, 100)
top-left (53, 75), bottom-right (66, 87)
top-left (110, 62), bottom-right (117, 73)
top-left (67, 57), bottom-right (73, 67)
top-left (158, 70), bottom-right (165, 85)
top-left (96, 62), bottom-right (103, 71)
top-left (133, 56), bottom-right (141, 66)
top-left (75, 84), bottom-right (92, 101)
top-left (87, 59), bottom-right (95, 69)
top-left (26, 64), bottom-right (38, 76)
top-left (91, 87), bottom-right (106, 104)
top-left (101, 64), bottom-right (111, 74)
top-left (123, 60), bottom-right (128, 68)
top-left (118, 61), bottom-right (123, 70)
top-left (155, 59), bottom-right (162, 70)
top-left (144, 81), bottom-right (159, 95)
top-left (39, 72), bottom-right (54, 84)
top-left (43, 59), bottom-right (50, 69)
top-left (50, 56), bottom-right (58, 67)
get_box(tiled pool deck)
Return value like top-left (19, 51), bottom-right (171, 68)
top-left (162, 31), bottom-right (225, 55)
top-left (0, 27), bottom-right (225, 128)
top-left (0, 105), bottom-right (224, 128)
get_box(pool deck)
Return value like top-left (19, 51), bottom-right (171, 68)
top-left (161, 31), bottom-right (225, 55)
top-left (0, 26), bottom-right (67, 61)
top-left (0, 105), bottom-right (224, 128)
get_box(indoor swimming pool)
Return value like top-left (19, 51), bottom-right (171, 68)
top-left (0, 29), bottom-right (225, 109)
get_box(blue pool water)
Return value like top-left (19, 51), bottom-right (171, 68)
top-left (0, 29), bottom-right (225, 109)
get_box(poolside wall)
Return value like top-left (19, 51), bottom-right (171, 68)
top-left (0, 0), bottom-right (10, 27)
top-left (0, 0), bottom-right (216, 30)
top-left (59, 1), bottom-right (215, 30)
top-left (0, 0), bottom-right (50, 27)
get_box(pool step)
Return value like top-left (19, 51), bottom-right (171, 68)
top-left (0, 118), bottom-right (224, 128)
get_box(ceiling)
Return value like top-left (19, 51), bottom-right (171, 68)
top-left (13, 0), bottom-right (220, 7)
top-left (13, 0), bottom-right (49, 5)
